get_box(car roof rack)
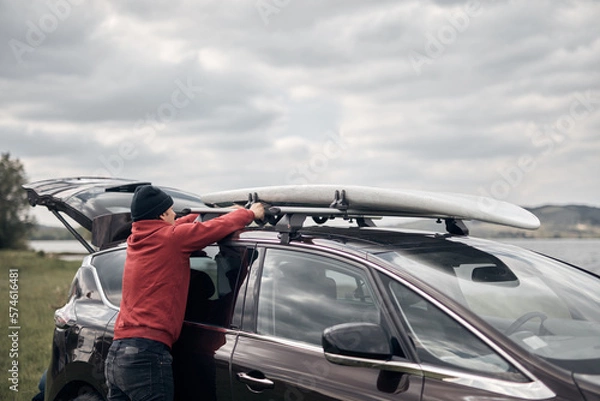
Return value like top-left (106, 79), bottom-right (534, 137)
top-left (183, 203), bottom-right (470, 244)
top-left (182, 183), bottom-right (541, 244)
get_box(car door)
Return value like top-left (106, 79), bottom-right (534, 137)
top-left (172, 244), bottom-right (258, 401)
top-left (230, 247), bottom-right (423, 401)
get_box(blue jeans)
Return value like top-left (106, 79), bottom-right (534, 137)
top-left (31, 369), bottom-right (46, 401)
top-left (105, 338), bottom-right (174, 401)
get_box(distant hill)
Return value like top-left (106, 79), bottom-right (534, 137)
top-left (472, 205), bottom-right (600, 238)
top-left (394, 205), bottom-right (600, 238)
top-left (526, 205), bottom-right (600, 237)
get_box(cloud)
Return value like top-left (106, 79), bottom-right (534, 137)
top-left (1, 0), bottom-right (599, 210)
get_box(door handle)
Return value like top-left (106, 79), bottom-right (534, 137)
top-left (237, 371), bottom-right (275, 392)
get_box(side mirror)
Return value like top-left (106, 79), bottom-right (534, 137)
top-left (322, 323), bottom-right (392, 360)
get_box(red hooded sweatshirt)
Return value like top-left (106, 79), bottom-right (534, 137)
top-left (113, 208), bottom-right (254, 348)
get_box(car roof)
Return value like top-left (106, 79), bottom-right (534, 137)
top-left (237, 224), bottom-right (460, 255)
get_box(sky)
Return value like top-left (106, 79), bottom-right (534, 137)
top-left (1, 0), bottom-right (599, 226)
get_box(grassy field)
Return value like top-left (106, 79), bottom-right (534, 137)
top-left (0, 250), bottom-right (81, 401)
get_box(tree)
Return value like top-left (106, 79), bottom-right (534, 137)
top-left (0, 152), bottom-right (35, 249)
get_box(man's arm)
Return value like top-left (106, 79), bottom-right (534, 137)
top-left (174, 204), bottom-right (264, 252)
top-left (174, 213), bottom-right (200, 225)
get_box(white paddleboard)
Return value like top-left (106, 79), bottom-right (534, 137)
top-left (201, 185), bottom-right (540, 230)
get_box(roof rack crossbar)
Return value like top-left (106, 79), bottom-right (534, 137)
top-left (185, 206), bottom-right (448, 220)
top-left (182, 208), bottom-right (232, 222)
top-left (268, 206), bottom-right (450, 220)
top-left (275, 214), bottom-right (307, 244)
top-left (183, 206), bottom-right (469, 239)
top-left (445, 218), bottom-right (469, 236)
top-left (268, 206), bottom-right (344, 216)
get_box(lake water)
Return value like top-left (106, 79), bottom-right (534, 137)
top-left (498, 238), bottom-right (600, 274)
top-left (29, 238), bottom-right (600, 273)
top-left (29, 240), bottom-right (90, 261)
top-left (30, 240), bottom-right (89, 254)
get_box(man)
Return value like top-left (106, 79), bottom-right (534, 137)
top-left (105, 185), bottom-right (264, 401)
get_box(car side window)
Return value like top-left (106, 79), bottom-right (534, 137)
top-left (185, 245), bottom-right (253, 327)
top-left (256, 249), bottom-right (381, 346)
top-left (383, 275), bottom-right (527, 382)
top-left (93, 249), bottom-right (126, 306)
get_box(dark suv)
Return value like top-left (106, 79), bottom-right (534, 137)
top-left (24, 177), bottom-right (600, 401)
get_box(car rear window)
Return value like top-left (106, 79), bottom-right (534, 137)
top-left (92, 250), bottom-right (126, 306)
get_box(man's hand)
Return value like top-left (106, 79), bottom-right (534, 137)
top-left (249, 202), bottom-right (265, 220)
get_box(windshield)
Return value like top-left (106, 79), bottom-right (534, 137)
top-left (376, 238), bottom-right (600, 374)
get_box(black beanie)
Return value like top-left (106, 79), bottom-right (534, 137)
top-left (130, 185), bottom-right (174, 222)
